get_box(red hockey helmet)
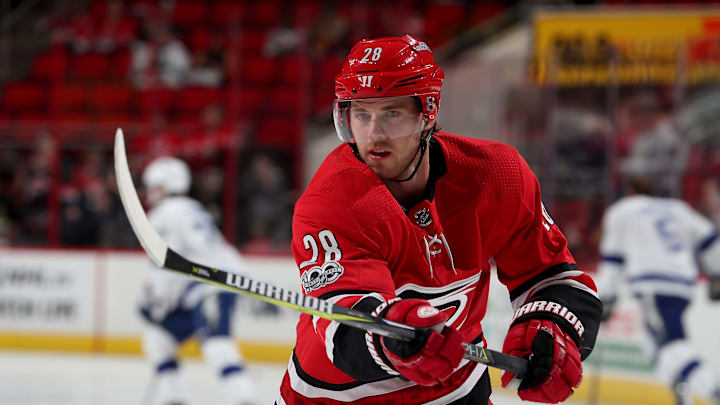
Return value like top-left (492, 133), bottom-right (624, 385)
top-left (333, 35), bottom-right (444, 142)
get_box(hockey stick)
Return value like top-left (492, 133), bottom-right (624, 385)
top-left (587, 341), bottom-right (602, 405)
top-left (114, 128), bottom-right (527, 377)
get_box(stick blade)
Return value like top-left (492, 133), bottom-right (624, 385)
top-left (114, 128), bottom-right (167, 266)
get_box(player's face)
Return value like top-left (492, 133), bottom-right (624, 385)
top-left (349, 97), bottom-right (426, 180)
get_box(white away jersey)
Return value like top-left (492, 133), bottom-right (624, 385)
top-left (597, 195), bottom-right (718, 299)
top-left (143, 196), bottom-right (246, 310)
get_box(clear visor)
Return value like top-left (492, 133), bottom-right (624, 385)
top-left (333, 97), bottom-right (426, 143)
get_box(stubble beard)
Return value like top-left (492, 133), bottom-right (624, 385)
top-left (367, 146), bottom-right (420, 182)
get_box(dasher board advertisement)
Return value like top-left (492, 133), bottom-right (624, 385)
top-left (0, 249), bottom-right (96, 333)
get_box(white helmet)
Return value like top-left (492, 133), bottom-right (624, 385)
top-left (142, 156), bottom-right (191, 195)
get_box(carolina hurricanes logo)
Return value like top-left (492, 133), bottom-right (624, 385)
top-left (414, 208), bottom-right (432, 227)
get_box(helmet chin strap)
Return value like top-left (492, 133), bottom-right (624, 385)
top-left (390, 126), bottom-right (432, 183)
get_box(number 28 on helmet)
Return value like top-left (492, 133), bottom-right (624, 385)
top-left (333, 35), bottom-right (445, 143)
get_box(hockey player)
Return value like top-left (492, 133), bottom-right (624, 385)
top-left (277, 35), bottom-right (602, 404)
top-left (596, 174), bottom-right (720, 405)
top-left (139, 156), bottom-right (257, 405)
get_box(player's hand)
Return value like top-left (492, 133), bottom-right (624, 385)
top-left (501, 319), bottom-right (582, 403)
top-left (380, 299), bottom-right (465, 386)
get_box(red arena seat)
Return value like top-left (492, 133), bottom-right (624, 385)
top-left (1, 81), bottom-right (47, 112)
top-left (138, 88), bottom-right (177, 116)
top-left (30, 48), bottom-right (68, 82)
top-left (178, 87), bottom-right (223, 113)
top-left (172, 1), bottom-right (208, 26)
top-left (240, 56), bottom-right (276, 84)
top-left (71, 53), bottom-right (112, 81)
top-left (91, 84), bottom-right (135, 112)
top-left (50, 84), bottom-right (90, 115)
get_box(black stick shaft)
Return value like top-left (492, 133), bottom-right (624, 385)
top-left (163, 249), bottom-right (527, 376)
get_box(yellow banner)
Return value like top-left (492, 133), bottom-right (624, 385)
top-left (532, 9), bottom-right (720, 86)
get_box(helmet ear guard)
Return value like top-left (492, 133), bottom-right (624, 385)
top-left (424, 96), bottom-right (438, 122)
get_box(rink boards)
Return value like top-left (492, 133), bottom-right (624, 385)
top-left (1, 247), bottom-right (720, 404)
top-left (0, 247), bottom-right (300, 362)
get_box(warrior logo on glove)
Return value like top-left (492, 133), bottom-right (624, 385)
top-left (512, 300), bottom-right (585, 337)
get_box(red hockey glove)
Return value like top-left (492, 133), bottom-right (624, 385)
top-left (501, 319), bottom-right (582, 403)
top-left (379, 299), bottom-right (465, 386)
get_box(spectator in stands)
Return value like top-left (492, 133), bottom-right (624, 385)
top-left (240, 151), bottom-right (291, 252)
top-left (59, 187), bottom-right (99, 246)
top-left (60, 149), bottom-right (112, 246)
top-left (0, 149), bottom-right (17, 243)
top-left (552, 107), bottom-right (610, 187)
top-left (66, 11), bottom-right (95, 54)
top-left (0, 205), bottom-right (10, 245)
top-left (94, 0), bottom-right (137, 54)
top-left (204, 30), bottom-right (226, 71)
top-left (376, 3), bottom-right (424, 38)
top-left (308, 2), bottom-right (350, 58)
top-left (182, 104), bottom-right (243, 222)
top-left (187, 30), bottom-right (226, 87)
top-left (61, 0), bottom-right (135, 55)
top-left (96, 170), bottom-right (136, 248)
top-left (186, 49), bottom-right (224, 87)
top-left (130, 18), bottom-right (190, 89)
top-left (263, 15), bottom-right (302, 58)
top-left (132, 112), bottom-right (182, 162)
top-left (70, 150), bottom-right (107, 191)
top-left (614, 90), bottom-right (667, 157)
top-left (9, 134), bottom-right (54, 245)
top-left (194, 166), bottom-right (225, 228)
top-left (183, 104), bottom-right (239, 167)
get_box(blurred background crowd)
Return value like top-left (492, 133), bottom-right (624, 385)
top-left (1, 0), bottom-right (720, 271)
top-left (0, 0), bottom-right (506, 253)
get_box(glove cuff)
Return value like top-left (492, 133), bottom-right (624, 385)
top-left (364, 298), bottom-right (401, 376)
top-left (510, 299), bottom-right (584, 348)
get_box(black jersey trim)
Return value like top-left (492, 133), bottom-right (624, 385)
top-left (333, 295), bottom-right (399, 380)
top-left (396, 284), bottom-right (471, 301)
top-left (508, 262), bottom-right (578, 301)
top-left (318, 289), bottom-right (377, 301)
top-left (448, 368), bottom-right (491, 405)
top-left (425, 136), bottom-right (447, 202)
top-left (291, 351), bottom-right (395, 391)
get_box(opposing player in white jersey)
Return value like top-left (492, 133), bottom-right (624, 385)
top-left (139, 156), bottom-right (257, 405)
top-left (596, 175), bottom-right (720, 405)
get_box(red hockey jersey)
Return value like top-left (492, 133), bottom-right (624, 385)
top-left (278, 132), bottom-right (599, 404)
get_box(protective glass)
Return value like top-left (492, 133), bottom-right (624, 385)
top-left (333, 96), bottom-right (426, 143)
